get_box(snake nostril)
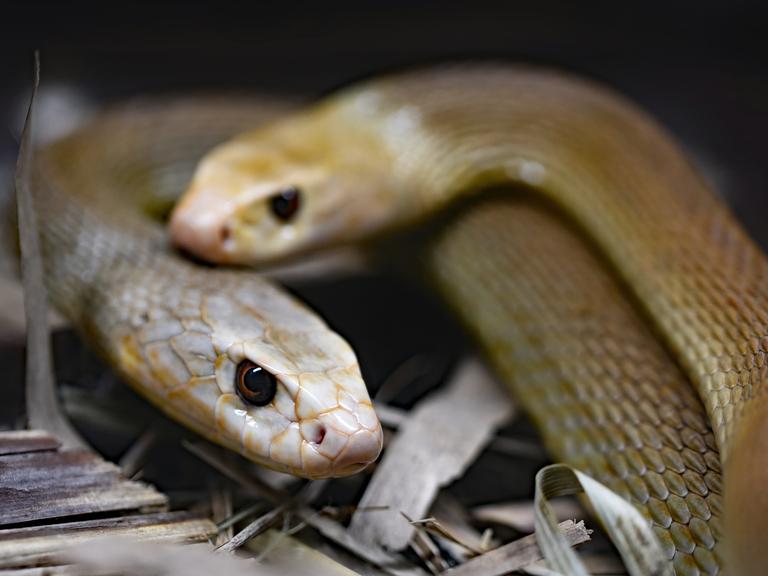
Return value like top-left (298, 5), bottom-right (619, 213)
top-left (315, 425), bottom-right (326, 445)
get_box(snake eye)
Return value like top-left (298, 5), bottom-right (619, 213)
top-left (235, 361), bottom-right (277, 406)
top-left (269, 186), bottom-right (301, 221)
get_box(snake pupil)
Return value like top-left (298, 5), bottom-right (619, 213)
top-left (269, 186), bottom-right (301, 221)
top-left (236, 361), bottom-right (277, 406)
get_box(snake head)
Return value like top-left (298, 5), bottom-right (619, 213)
top-left (169, 111), bottom-right (401, 264)
top-left (122, 272), bottom-right (383, 478)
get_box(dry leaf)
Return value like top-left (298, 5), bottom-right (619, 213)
top-left (349, 358), bottom-right (514, 551)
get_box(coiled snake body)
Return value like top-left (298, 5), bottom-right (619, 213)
top-left (167, 66), bottom-right (768, 575)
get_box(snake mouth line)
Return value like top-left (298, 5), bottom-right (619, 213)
top-left (328, 462), bottom-right (371, 477)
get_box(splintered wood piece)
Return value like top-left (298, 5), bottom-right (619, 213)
top-left (0, 512), bottom-right (217, 569)
top-left (0, 429), bottom-right (216, 569)
top-left (0, 481), bottom-right (167, 526)
top-left (0, 447), bottom-right (167, 525)
top-left (442, 520), bottom-right (591, 576)
top-left (0, 430), bottom-right (61, 456)
top-left (349, 358), bottom-right (514, 551)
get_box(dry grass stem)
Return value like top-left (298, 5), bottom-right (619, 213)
top-left (442, 520), bottom-right (591, 576)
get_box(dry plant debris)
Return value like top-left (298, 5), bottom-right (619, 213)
top-left (0, 431), bottom-right (166, 526)
top-left (349, 358), bottom-right (514, 551)
top-left (0, 430), bottom-right (216, 570)
top-left (534, 465), bottom-right (672, 576)
top-left (176, 360), bottom-right (604, 576)
top-left (442, 520), bottom-right (590, 576)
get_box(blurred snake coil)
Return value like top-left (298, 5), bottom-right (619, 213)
top-left (29, 66), bottom-right (768, 575)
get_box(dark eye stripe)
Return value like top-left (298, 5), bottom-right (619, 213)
top-left (235, 361), bottom-right (277, 406)
top-left (270, 186), bottom-right (301, 221)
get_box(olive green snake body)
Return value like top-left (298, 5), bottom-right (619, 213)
top-left (32, 66), bottom-right (768, 574)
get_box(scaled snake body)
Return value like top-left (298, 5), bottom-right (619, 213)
top-left (34, 66), bottom-right (767, 574)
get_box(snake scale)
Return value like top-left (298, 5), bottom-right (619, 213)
top-left (30, 65), bottom-right (767, 574)
top-left (165, 66), bottom-right (768, 575)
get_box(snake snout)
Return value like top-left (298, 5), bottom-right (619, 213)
top-left (169, 185), bottom-right (234, 263)
top-left (329, 428), bottom-right (383, 476)
top-left (169, 211), bottom-right (231, 262)
top-left (299, 402), bottom-right (384, 478)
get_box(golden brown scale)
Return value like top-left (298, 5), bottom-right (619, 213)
top-left (429, 199), bottom-right (724, 575)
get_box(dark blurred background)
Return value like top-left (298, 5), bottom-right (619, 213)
top-left (2, 1), bottom-right (767, 233)
top-left (1, 0), bottom-right (766, 502)
top-left (4, 0), bottom-right (768, 375)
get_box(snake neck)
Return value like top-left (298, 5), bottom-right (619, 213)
top-left (329, 65), bottom-right (768, 573)
top-left (32, 143), bottom-right (167, 335)
top-left (328, 66), bottom-right (768, 462)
